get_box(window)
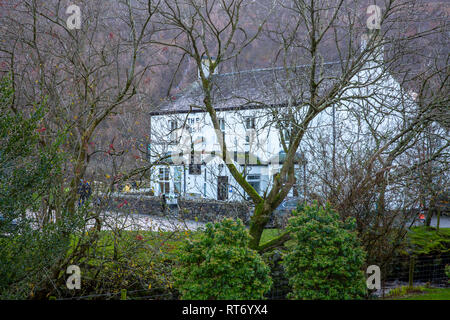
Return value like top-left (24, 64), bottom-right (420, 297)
top-left (218, 118), bottom-right (225, 131)
top-left (246, 130), bottom-right (256, 147)
top-left (174, 167), bottom-right (182, 194)
top-left (159, 167), bottom-right (169, 180)
top-left (245, 117), bottom-right (255, 130)
top-left (158, 167), bottom-right (170, 194)
top-left (246, 174), bottom-right (261, 198)
top-left (169, 120), bottom-right (177, 143)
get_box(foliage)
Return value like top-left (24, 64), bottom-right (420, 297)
top-left (407, 226), bottom-right (450, 255)
top-left (0, 214), bottom-right (83, 299)
top-left (60, 230), bottom-right (179, 300)
top-left (445, 265), bottom-right (450, 280)
top-left (173, 218), bottom-right (272, 300)
top-left (282, 202), bottom-right (367, 300)
top-left (0, 75), bottom-right (48, 220)
top-left (0, 74), bottom-right (72, 299)
top-left (387, 285), bottom-right (428, 298)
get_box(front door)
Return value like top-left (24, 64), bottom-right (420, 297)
top-left (217, 176), bottom-right (228, 200)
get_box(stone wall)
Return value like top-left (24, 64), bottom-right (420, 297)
top-left (105, 195), bottom-right (251, 224)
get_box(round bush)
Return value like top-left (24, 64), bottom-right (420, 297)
top-left (282, 202), bottom-right (367, 300)
top-left (173, 218), bottom-right (272, 299)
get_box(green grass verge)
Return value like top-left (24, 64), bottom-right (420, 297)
top-left (394, 287), bottom-right (450, 300)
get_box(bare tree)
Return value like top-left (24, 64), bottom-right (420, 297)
top-left (146, 0), bottom-right (449, 252)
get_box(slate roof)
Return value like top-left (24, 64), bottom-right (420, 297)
top-left (151, 62), bottom-right (343, 116)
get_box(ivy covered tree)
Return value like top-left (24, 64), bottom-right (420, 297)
top-left (0, 75), bottom-right (49, 222)
top-left (0, 74), bottom-right (75, 299)
top-left (282, 202), bottom-right (367, 300)
top-left (173, 218), bottom-right (272, 300)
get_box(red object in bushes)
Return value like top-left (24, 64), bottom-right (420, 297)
top-left (118, 200), bottom-right (128, 208)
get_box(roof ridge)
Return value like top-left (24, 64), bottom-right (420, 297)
top-left (214, 61), bottom-right (342, 78)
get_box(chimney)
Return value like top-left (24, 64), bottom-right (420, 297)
top-left (198, 56), bottom-right (217, 79)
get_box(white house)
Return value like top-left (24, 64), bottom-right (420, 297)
top-left (148, 34), bottom-right (417, 204)
top-left (149, 64), bottom-right (308, 201)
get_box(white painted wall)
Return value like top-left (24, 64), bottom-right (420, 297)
top-left (149, 60), bottom-right (415, 203)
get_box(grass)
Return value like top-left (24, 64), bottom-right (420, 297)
top-left (391, 287), bottom-right (450, 300)
top-left (67, 229), bottom-right (194, 268)
top-left (68, 224), bottom-right (450, 266)
top-left (77, 228), bottom-right (294, 266)
top-left (262, 225), bottom-right (450, 255)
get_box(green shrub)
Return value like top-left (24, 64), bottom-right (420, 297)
top-left (173, 218), bottom-right (272, 299)
top-left (282, 202), bottom-right (367, 300)
top-left (407, 226), bottom-right (450, 255)
top-left (445, 265), bottom-right (450, 280)
top-left (69, 230), bottom-right (178, 300)
top-left (0, 75), bottom-right (71, 299)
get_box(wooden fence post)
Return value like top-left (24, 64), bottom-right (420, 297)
top-left (121, 289), bottom-right (127, 300)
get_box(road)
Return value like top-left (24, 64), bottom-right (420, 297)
top-left (87, 211), bottom-right (206, 232)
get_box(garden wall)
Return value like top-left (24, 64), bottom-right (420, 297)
top-left (105, 195), bottom-right (251, 224)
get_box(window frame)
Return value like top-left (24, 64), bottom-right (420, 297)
top-left (245, 116), bottom-right (255, 130)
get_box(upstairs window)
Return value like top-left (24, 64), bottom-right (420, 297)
top-left (169, 120), bottom-right (177, 144)
top-left (218, 118), bottom-right (225, 131)
top-left (245, 117), bottom-right (255, 130)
